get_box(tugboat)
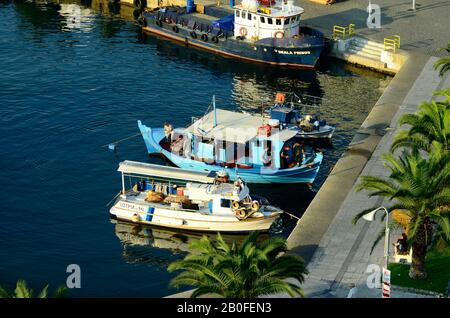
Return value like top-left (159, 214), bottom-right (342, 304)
top-left (109, 161), bottom-right (282, 232)
top-left (267, 92), bottom-right (335, 139)
top-left (138, 0), bottom-right (324, 68)
top-left (138, 96), bottom-right (323, 184)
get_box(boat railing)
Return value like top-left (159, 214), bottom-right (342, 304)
top-left (283, 93), bottom-right (326, 115)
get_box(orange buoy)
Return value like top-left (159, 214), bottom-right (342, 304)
top-left (275, 92), bottom-right (286, 103)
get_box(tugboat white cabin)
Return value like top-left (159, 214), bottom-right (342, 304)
top-left (234, 0), bottom-right (304, 40)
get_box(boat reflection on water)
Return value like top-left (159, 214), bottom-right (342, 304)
top-left (112, 220), bottom-right (273, 264)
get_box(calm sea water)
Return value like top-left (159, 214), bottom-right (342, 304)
top-left (0, 0), bottom-right (389, 297)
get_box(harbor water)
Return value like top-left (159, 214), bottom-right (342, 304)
top-left (0, 0), bottom-right (390, 297)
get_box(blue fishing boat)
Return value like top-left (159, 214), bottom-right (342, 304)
top-left (137, 97), bottom-right (323, 184)
top-left (137, 0), bottom-right (324, 68)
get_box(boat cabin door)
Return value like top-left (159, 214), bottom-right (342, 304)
top-left (212, 197), bottom-right (233, 215)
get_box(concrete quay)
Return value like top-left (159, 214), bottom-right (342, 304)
top-left (298, 0), bottom-right (450, 57)
top-left (286, 53), bottom-right (450, 298)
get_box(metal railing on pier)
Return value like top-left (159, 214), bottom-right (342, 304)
top-left (332, 23), bottom-right (355, 40)
top-left (384, 35), bottom-right (401, 52)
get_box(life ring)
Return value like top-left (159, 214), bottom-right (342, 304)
top-left (190, 31), bottom-right (197, 39)
top-left (172, 25), bottom-right (179, 33)
top-left (274, 31), bottom-right (284, 39)
top-left (212, 36), bottom-right (219, 43)
top-left (231, 201), bottom-right (241, 210)
top-left (239, 27), bottom-right (248, 37)
top-left (156, 19), bottom-right (163, 27)
top-left (251, 200), bottom-right (260, 212)
top-left (235, 209), bottom-right (247, 220)
top-left (201, 34), bottom-right (208, 42)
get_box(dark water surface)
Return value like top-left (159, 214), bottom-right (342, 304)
top-left (0, 1), bottom-right (389, 297)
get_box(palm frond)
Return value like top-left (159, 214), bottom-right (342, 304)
top-left (37, 285), bottom-right (49, 298)
top-left (14, 280), bottom-right (33, 298)
top-left (0, 286), bottom-right (11, 298)
top-left (434, 56), bottom-right (450, 77)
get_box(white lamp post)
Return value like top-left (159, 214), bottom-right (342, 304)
top-left (363, 206), bottom-right (390, 269)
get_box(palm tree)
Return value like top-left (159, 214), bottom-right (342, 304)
top-left (168, 232), bottom-right (308, 298)
top-left (390, 90), bottom-right (450, 154)
top-left (434, 42), bottom-right (450, 77)
top-left (353, 147), bottom-right (450, 279)
top-left (0, 280), bottom-right (67, 298)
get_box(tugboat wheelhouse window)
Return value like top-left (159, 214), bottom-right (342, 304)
top-left (235, 10), bottom-right (240, 18)
top-left (260, 16), bottom-right (265, 23)
top-left (267, 18), bottom-right (273, 24)
top-left (276, 19), bottom-right (282, 25)
top-left (247, 13), bottom-right (252, 20)
top-left (284, 17), bottom-right (290, 25)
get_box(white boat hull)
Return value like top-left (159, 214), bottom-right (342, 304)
top-left (295, 125), bottom-right (335, 139)
top-left (110, 199), bottom-right (281, 233)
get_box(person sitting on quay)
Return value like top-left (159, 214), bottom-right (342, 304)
top-left (394, 233), bottom-right (408, 255)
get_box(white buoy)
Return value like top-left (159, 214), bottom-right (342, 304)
top-left (108, 144), bottom-right (117, 151)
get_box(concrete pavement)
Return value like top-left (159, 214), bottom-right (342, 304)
top-left (298, 0), bottom-right (450, 57)
top-left (287, 53), bottom-right (449, 298)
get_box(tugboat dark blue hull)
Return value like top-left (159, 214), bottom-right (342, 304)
top-left (140, 11), bottom-right (324, 68)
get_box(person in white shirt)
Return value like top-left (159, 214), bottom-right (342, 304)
top-left (347, 283), bottom-right (358, 298)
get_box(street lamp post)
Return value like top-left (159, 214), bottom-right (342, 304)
top-left (363, 206), bottom-right (390, 269)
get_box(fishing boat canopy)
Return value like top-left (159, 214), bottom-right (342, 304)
top-left (184, 109), bottom-right (297, 144)
top-left (118, 160), bottom-right (217, 184)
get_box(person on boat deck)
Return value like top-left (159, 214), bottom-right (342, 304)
top-left (293, 142), bottom-right (305, 165)
top-left (234, 177), bottom-right (245, 193)
top-left (171, 135), bottom-right (184, 155)
top-left (262, 146), bottom-right (272, 166)
top-left (280, 146), bottom-right (291, 169)
top-left (394, 233), bottom-right (408, 255)
top-left (163, 122), bottom-right (173, 144)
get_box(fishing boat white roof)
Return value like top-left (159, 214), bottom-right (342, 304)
top-left (184, 108), bottom-right (297, 144)
top-left (118, 160), bottom-right (217, 183)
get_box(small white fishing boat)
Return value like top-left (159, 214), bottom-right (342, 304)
top-left (109, 161), bottom-right (282, 233)
top-left (268, 92), bottom-right (335, 139)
